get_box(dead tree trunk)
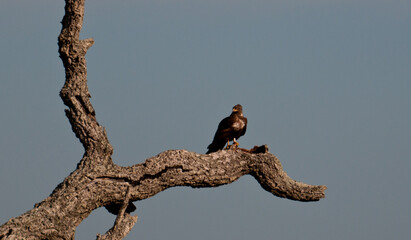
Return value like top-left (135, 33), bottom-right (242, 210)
top-left (0, 1), bottom-right (326, 239)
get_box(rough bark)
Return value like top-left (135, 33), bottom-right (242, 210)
top-left (0, 0), bottom-right (326, 239)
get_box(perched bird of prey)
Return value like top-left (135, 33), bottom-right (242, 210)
top-left (206, 104), bottom-right (247, 154)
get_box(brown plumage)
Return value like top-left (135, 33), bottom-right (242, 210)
top-left (206, 104), bottom-right (247, 154)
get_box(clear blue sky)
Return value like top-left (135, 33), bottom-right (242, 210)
top-left (1, 0), bottom-right (410, 239)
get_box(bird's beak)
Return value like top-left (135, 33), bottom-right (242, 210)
top-left (232, 108), bottom-right (238, 112)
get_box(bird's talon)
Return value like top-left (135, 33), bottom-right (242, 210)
top-left (232, 138), bottom-right (239, 148)
top-left (225, 140), bottom-right (231, 150)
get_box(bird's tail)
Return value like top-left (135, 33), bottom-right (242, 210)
top-left (206, 141), bottom-right (225, 154)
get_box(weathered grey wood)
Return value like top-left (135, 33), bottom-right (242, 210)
top-left (0, 148), bottom-right (326, 240)
top-left (0, 1), bottom-right (326, 239)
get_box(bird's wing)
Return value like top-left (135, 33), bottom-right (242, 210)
top-left (240, 117), bottom-right (247, 137)
top-left (212, 115), bottom-right (235, 139)
top-left (217, 115), bottom-right (237, 131)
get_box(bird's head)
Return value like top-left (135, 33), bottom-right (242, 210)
top-left (232, 104), bottom-right (243, 114)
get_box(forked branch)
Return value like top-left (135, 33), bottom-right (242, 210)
top-left (0, 1), bottom-right (326, 240)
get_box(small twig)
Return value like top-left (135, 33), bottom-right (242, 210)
top-left (114, 186), bottom-right (132, 225)
top-left (97, 186), bottom-right (138, 240)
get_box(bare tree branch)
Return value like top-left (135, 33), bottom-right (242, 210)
top-left (0, 147), bottom-right (326, 240)
top-left (0, 0), bottom-right (326, 239)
